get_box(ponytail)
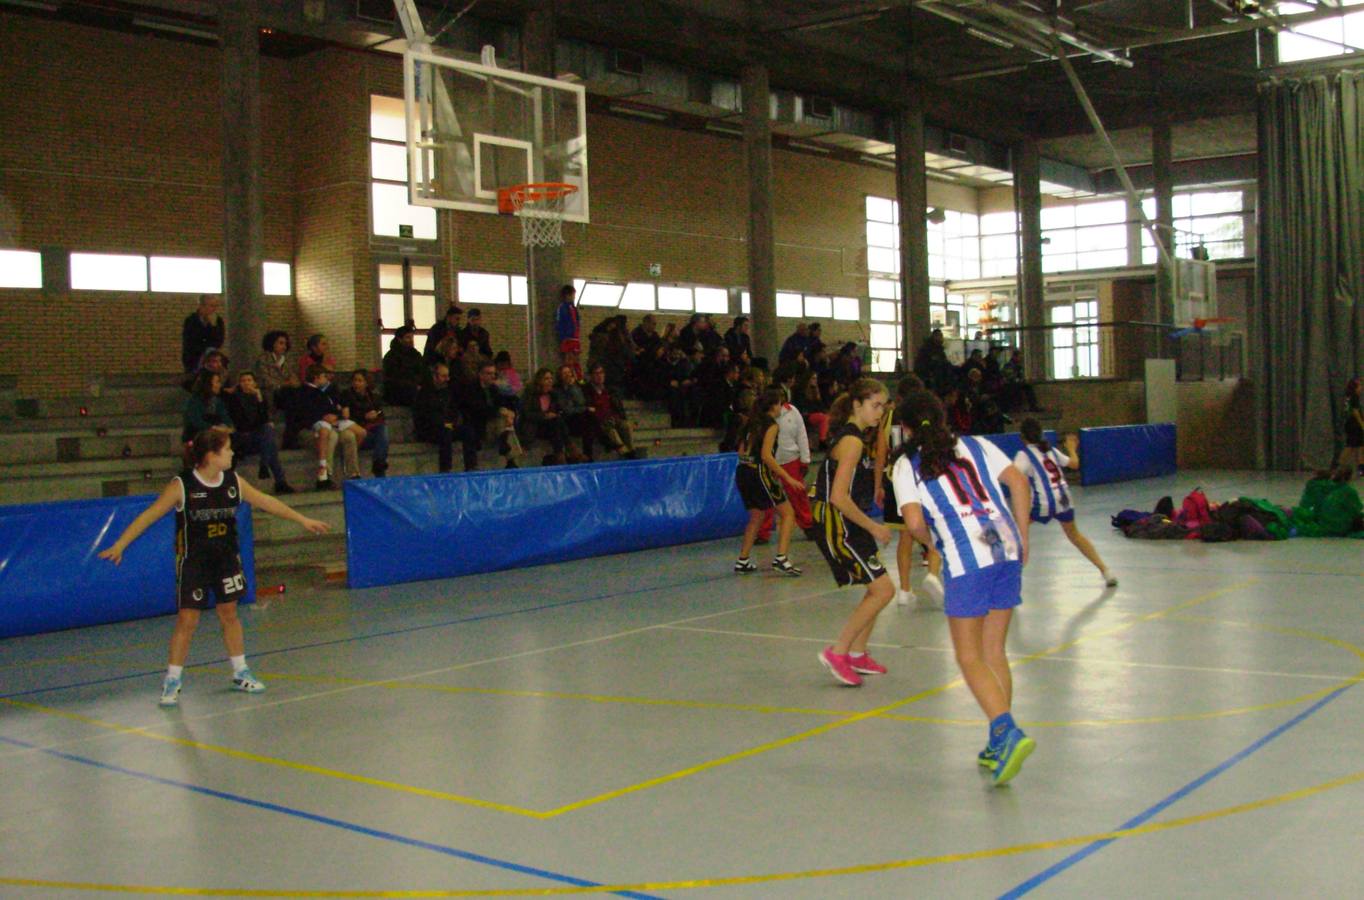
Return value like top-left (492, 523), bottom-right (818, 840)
top-left (828, 377), bottom-right (888, 434)
top-left (892, 389), bottom-right (959, 480)
top-left (742, 387), bottom-right (786, 455)
top-left (1019, 417), bottom-right (1050, 453)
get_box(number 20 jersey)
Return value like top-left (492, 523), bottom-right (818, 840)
top-left (175, 468), bottom-right (241, 558)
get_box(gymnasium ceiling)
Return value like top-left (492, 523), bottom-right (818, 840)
top-left (5, 1), bottom-right (1351, 184)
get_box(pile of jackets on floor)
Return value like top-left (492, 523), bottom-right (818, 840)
top-left (1112, 475), bottom-right (1364, 542)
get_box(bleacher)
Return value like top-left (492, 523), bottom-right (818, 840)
top-left (0, 374), bottom-right (723, 570)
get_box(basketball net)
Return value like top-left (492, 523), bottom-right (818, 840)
top-left (499, 183), bottom-right (577, 249)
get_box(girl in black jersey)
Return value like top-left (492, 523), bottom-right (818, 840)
top-left (811, 378), bottom-right (893, 687)
top-left (734, 388), bottom-right (805, 576)
top-left (100, 429), bottom-right (328, 707)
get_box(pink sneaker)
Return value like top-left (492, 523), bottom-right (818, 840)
top-left (819, 647), bottom-right (863, 686)
top-left (849, 653), bottom-right (887, 675)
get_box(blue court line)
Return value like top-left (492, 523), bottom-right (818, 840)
top-left (999, 681), bottom-right (1356, 898)
top-left (0, 732), bottom-right (663, 899)
top-left (0, 572), bottom-right (736, 701)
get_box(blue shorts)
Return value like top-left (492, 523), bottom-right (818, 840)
top-left (943, 560), bottom-right (1023, 619)
top-left (1031, 508), bottom-right (1075, 524)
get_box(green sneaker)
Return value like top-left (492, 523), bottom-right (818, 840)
top-left (977, 745), bottom-right (999, 771)
top-left (992, 728), bottom-right (1036, 786)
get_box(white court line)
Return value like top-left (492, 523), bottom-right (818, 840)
top-left (0, 584), bottom-right (846, 762)
top-left (664, 626), bottom-right (1351, 682)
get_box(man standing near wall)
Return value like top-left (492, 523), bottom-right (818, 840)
top-left (182, 295), bottom-right (224, 373)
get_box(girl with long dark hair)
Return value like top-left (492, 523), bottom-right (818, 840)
top-left (811, 378), bottom-right (893, 687)
top-left (734, 387), bottom-right (804, 576)
top-left (99, 429), bottom-right (328, 707)
top-left (1014, 418), bottom-right (1115, 586)
top-left (889, 389), bottom-right (1035, 785)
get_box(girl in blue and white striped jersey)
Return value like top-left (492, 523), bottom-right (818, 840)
top-left (889, 389), bottom-right (1035, 786)
top-left (1013, 418), bottom-right (1116, 588)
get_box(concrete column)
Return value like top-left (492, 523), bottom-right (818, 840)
top-left (894, 82), bottom-right (930, 371)
top-left (742, 63), bottom-right (778, 365)
top-left (521, 0), bottom-right (564, 372)
top-left (220, 0), bottom-right (266, 374)
top-left (1153, 117), bottom-right (1176, 325)
top-left (1013, 137), bottom-right (1046, 382)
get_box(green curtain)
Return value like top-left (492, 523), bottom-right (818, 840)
top-left (1257, 70), bottom-right (1364, 470)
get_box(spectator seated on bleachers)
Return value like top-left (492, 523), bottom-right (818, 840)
top-left (296, 334), bottom-right (337, 387)
top-left (459, 308), bottom-right (493, 359)
top-left (425, 304), bottom-right (464, 366)
top-left (1001, 349), bottom-right (1041, 413)
top-left (381, 324), bottom-right (427, 407)
top-left (184, 348), bottom-right (231, 392)
top-left (414, 363), bottom-right (457, 473)
top-left (294, 364), bottom-right (362, 490)
top-left (455, 359), bottom-right (523, 470)
top-left (583, 363), bottom-right (640, 460)
top-left (493, 350), bottom-right (524, 411)
top-left (913, 328), bottom-right (956, 395)
top-left (631, 314), bottom-right (661, 359)
top-left (521, 367), bottom-right (571, 466)
top-left (552, 365), bottom-right (592, 463)
top-left (724, 315), bottom-right (754, 366)
top-left (182, 370), bottom-right (233, 443)
top-left (588, 315), bottom-right (634, 393)
top-left (181, 294), bottom-right (224, 374)
top-left (338, 370), bottom-right (390, 478)
top-left (695, 350), bottom-right (739, 429)
top-left (254, 330), bottom-right (300, 419)
top-left (224, 371), bottom-right (293, 494)
top-left (663, 344), bottom-right (697, 427)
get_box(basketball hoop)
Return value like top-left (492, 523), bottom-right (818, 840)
top-left (497, 182), bottom-right (578, 248)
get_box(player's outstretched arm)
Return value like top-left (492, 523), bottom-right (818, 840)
top-left (1063, 432), bottom-right (1081, 469)
top-left (238, 478), bottom-right (330, 535)
top-left (98, 480), bottom-right (182, 566)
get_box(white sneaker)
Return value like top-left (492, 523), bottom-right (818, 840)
top-left (920, 573), bottom-right (945, 606)
top-left (895, 588), bottom-right (914, 607)
top-left (231, 669), bottom-right (266, 693)
top-left (1102, 570), bottom-right (1119, 588)
top-left (158, 675), bottom-right (182, 707)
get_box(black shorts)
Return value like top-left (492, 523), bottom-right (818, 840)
top-left (1346, 420), bottom-right (1364, 449)
top-left (882, 475), bottom-right (902, 524)
top-left (736, 464), bottom-right (785, 510)
top-left (811, 501), bottom-right (888, 587)
top-left (177, 552), bottom-right (247, 610)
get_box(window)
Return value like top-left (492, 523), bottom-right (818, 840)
top-left (979, 211), bottom-right (1018, 278)
top-left (833, 296), bottom-right (860, 321)
top-left (0, 250), bottom-right (42, 289)
top-left (619, 282), bottom-right (656, 311)
top-left (1042, 198), bottom-right (1127, 273)
top-left (263, 262), bottom-right (292, 296)
top-left (380, 261), bottom-right (439, 355)
top-left (70, 253), bottom-right (148, 291)
top-left (578, 281), bottom-right (625, 307)
top-left (1141, 190), bottom-right (1249, 262)
top-left (927, 209), bottom-right (981, 281)
top-left (1047, 293), bottom-right (1099, 380)
top-left (694, 287), bottom-right (729, 315)
top-left (150, 256), bottom-right (222, 294)
top-left (370, 95), bottom-right (437, 241)
top-left (658, 286), bottom-right (694, 311)
top-left (776, 291), bottom-right (804, 318)
top-left (458, 271), bottom-right (528, 306)
top-left (1274, 1), bottom-right (1364, 64)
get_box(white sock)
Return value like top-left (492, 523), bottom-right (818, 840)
top-left (166, 665), bottom-right (183, 680)
top-left (849, 651), bottom-right (866, 658)
top-left (229, 655), bottom-right (247, 675)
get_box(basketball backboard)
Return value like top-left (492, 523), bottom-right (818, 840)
top-left (404, 48), bottom-right (589, 223)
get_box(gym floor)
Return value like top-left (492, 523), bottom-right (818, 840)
top-left (1, 471), bottom-right (1360, 898)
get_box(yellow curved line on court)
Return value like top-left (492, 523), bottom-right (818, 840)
top-left (0, 580), bottom-right (1259, 821)
top-left (3, 765), bottom-right (1362, 896)
top-left (0, 697), bottom-right (548, 819)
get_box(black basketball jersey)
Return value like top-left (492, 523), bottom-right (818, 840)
top-left (175, 468), bottom-right (241, 558)
top-left (814, 423), bottom-right (876, 509)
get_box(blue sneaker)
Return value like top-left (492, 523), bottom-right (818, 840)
top-left (992, 727), bottom-right (1035, 786)
top-left (231, 669), bottom-right (266, 693)
top-left (977, 745), bottom-right (999, 771)
top-left (158, 675), bottom-right (182, 707)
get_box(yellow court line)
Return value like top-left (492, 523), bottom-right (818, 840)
top-left (0, 697), bottom-right (547, 819)
top-left (0, 580), bottom-right (1259, 821)
top-left (3, 766), bottom-right (1362, 895)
